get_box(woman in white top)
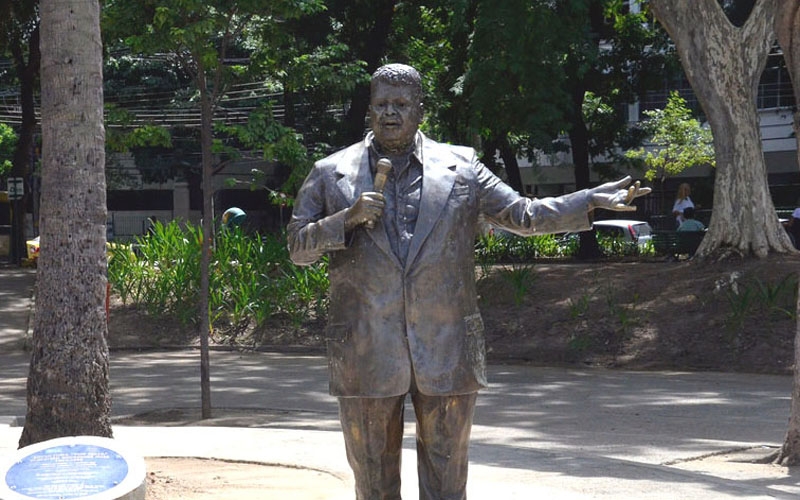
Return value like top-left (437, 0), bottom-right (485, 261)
top-left (672, 182), bottom-right (694, 228)
top-left (785, 198), bottom-right (800, 249)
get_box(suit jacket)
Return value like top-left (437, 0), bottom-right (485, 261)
top-left (287, 133), bottom-right (592, 397)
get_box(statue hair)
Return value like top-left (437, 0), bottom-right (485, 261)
top-left (371, 64), bottom-right (423, 103)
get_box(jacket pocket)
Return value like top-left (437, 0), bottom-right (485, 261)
top-left (464, 312), bottom-right (488, 386)
top-left (464, 313), bottom-right (485, 362)
top-left (326, 324), bottom-right (351, 367)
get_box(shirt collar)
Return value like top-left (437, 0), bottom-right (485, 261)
top-left (365, 131), bottom-right (424, 168)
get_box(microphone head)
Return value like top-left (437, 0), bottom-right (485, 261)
top-left (376, 158), bottom-right (393, 175)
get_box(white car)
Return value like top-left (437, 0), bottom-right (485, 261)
top-left (592, 219), bottom-right (653, 246)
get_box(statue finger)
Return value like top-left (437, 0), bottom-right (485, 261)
top-left (624, 181), bottom-right (640, 204)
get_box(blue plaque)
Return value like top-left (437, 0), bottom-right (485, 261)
top-left (5, 444), bottom-right (127, 499)
top-left (1, 436), bottom-right (145, 500)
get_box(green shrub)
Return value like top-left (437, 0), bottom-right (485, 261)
top-left (108, 221), bottom-right (329, 342)
top-left (475, 230), bottom-right (653, 264)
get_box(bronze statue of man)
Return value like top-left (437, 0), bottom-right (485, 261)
top-left (288, 63), bottom-right (648, 499)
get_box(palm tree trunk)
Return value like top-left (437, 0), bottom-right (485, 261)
top-left (20, 0), bottom-right (111, 447)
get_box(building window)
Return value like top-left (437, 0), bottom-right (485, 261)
top-left (758, 51), bottom-right (795, 110)
top-left (639, 48), bottom-right (795, 118)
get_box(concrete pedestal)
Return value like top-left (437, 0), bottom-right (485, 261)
top-left (0, 436), bottom-right (145, 500)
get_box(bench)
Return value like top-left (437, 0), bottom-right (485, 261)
top-left (652, 230), bottom-right (705, 259)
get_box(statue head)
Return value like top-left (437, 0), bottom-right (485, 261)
top-left (369, 64), bottom-right (424, 154)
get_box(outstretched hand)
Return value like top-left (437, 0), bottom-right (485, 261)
top-left (589, 176), bottom-right (651, 212)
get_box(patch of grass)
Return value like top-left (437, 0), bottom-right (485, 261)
top-left (498, 264), bottom-right (537, 306)
top-left (568, 293), bottom-right (591, 319)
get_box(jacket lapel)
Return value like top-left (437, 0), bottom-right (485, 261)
top-left (404, 141), bottom-right (457, 272)
top-left (335, 146), bottom-right (371, 204)
top-left (335, 146), bottom-right (399, 267)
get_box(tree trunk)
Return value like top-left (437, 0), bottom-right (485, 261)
top-left (776, 275), bottom-right (800, 465)
top-left (498, 136), bottom-right (524, 194)
top-left (774, 1), bottom-right (800, 466)
top-left (20, 0), bottom-right (111, 447)
top-left (343, 84), bottom-right (370, 145)
top-left (196, 63), bottom-right (213, 420)
top-left (651, 0), bottom-right (794, 258)
top-left (775, 2), bottom-right (800, 186)
top-left (568, 90), bottom-right (602, 260)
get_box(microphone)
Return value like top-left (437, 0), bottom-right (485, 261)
top-left (365, 158), bottom-right (392, 229)
top-left (373, 158), bottom-right (392, 193)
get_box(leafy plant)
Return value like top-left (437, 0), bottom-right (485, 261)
top-left (498, 263), bottom-right (536, 306)
top-left (0, 123), bottom-right (17, 177)
top-left (725, 285), bottom-right (757, 331)
top-left (754, 275), bottom-right (798, 321)
top-left (568, 293), bottom-right (591, 319)
top-left (107, 221), bottom-right (332, 342)
top-left (625, 91), bottom-right (715, 184)
top-left (567, 331), bottom-right (593, 355)
top-left (604, 285), bottom-right (639, 336)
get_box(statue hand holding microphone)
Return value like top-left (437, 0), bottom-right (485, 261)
top-left (344, 158), bottom-right (392, 232)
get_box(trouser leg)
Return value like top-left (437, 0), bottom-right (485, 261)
top-left (411, 391), bottom-right (477, 500)
top-left (338, 395), bottom-right (406, 500)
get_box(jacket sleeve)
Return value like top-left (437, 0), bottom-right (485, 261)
top-left (474, 154), bottom-right (592, 235)
top-left (286, 164), bottom-right (350, 266)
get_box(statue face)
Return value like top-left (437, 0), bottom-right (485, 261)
top-left (369, 81), bottom-right (423, 154)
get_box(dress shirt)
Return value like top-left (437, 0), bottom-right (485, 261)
top-left (368, 132), bottom-right (424, 264)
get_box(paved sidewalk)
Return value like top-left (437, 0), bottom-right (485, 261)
top-left (1, 266), bottom-right (799, 498)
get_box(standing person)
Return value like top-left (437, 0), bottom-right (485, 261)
top-left (287, 63), bottom-right (650, 500)
top-left (672, 182), bottom-right (694, 227)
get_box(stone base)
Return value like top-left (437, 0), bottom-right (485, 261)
top-left (0, 435), bottom-right (145, 500)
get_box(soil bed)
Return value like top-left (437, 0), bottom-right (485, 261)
top-left (109, 253), bottom-right (800, 375)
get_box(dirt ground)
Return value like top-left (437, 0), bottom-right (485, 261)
top-left (109, 252), bottom-right (800, 374)
top-left (476, 253), bottom-right (799, 375)
top-left (143, 457), bottom-right (346, 499)
top-left (107, 253), bottom-right (800, 500)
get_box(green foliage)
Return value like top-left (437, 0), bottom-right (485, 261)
top-left (102, 0), bottom-right (326, 194)
top-left (107, 221), bottom-right (329, 342)
top-left (604, 284), bottom-right (640, 336)
top-left (0, 123), bottom-right (17, 177)
top-left (106, 109), bottom-right (173, 154)
top-left (498, 264), bottom-right (537, 307)
top-left (724, 274), bottom-right (798, 330)
top-left (568, 293), bottom-right (591, 319)
top-left (475, 231), bottom-right (577, 264)
top-left (474, 229), bottom-right (654, 264)
top-left (465, 0), bottom-right (572, 144)
top-left (754, 275), bottom-right (798, 320)
top-left (110, 220), bottom-right (203, 325)
top-left (625, 91), bottom-right (715, 183)
top-left (103, 53), bottom-right (193, 102)
top-left (216, 102), bottom-right (316, 205)
top-left (725, 284), bottom-right (757, 331)
top-left (595, 232), bottom-right (654, 257)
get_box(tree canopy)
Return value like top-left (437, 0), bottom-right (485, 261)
top-left (0, 123), bottom-right (16, 176)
